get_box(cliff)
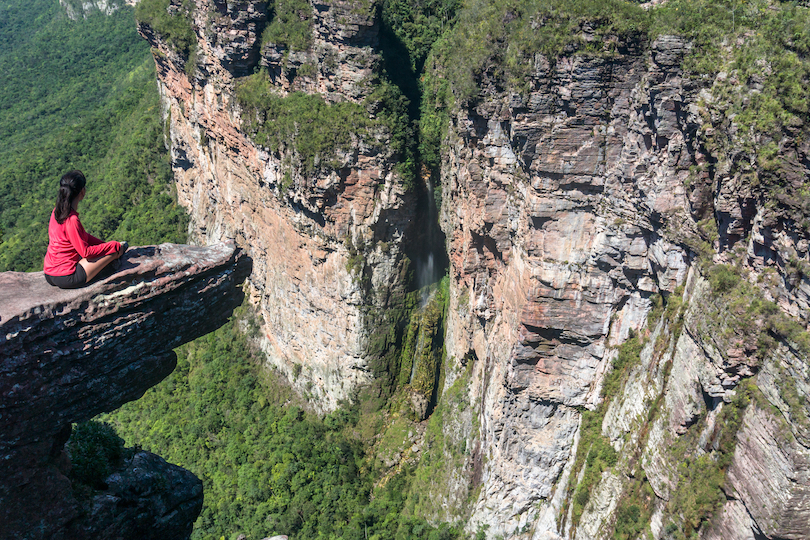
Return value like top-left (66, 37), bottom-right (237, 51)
top-left (0, 242), bottom-right (250, 540)
top-left (430, 23), bottom-right (810, 540)
top-left (140, 0), bottom-right (415, 412)
top-left (137, 1), bottom-right (810, 539)
top-left (58, 0), bottom-right (138, 20)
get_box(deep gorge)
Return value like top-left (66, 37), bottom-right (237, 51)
top-left (3, 0), bottom-right (810, 539)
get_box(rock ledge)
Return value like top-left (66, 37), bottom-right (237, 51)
top-left (0, 242), bottom-right (251, 540)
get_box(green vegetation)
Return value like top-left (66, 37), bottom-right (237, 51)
top-left (368, 79), bottom-right (419, 187)
top-left (405, 362), bottom-right (477, 520)
top-left (564, 332), bottom-right (640, 528)
top-left (236, 72), bottom-right (418, 189)
top-left (651, 0), bottom-right (810, 207)
top-left (381, 0), bottom-right (461, 73)
top-left (263, 0), bottom-right (313, 51)
top-left (101, 315), bottom-right (462, 540)
top-left (0, 1), bottom-right (187, 272)
top-left (418, 65), bottom-right (453, 173)
top-left (702, 262), bottom-right (810, 433)
top-left (570, 409), bottom-right (618, 525)
top-left (602, 333), bottom-right (644, 399)
top-left (397, 277), bottom-right (449, 411)
top-left (236, 73), bottom-right (376, 184)
top-left (135, 0), bottom-right (196, 53)
top-left (704, 263), bottom-right (810, 358)
top-left (611, 468), bottom-right (655, 540)
top-left (377, 0), bottom-right (461, 181)
top-left (664, 382), bottom-right (755, 537)
top-left (565, 289), bottom-right (689, 536)
top-left (67, 420), bottom-right (132, 493)
top-left (430, 0), bottom-right (648, 100)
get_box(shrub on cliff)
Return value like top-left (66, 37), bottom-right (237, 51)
top-left (429, 0), bottom-right (649, 101)
top-left (135, 0), bottom-right (196, 53)
top-left (67, 420), bottom-right (128, 491)
top-left (263, 0), bottom-right (313, 51)
top-left (238, 74), bottom-right (375, 180)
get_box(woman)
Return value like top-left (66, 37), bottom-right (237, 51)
top-left (43, 170), bottom-right (126, 289)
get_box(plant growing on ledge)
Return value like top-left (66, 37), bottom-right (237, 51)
top-left (135, 0), bottom-right (196, 54)
top-left (236, 70), bottom-right (377, 182)
top-left (67, 420), bottom-right (133, 494)
top-left (263, 0), bottom-right (314, 51)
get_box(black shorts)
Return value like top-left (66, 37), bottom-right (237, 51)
top-left (45, 264), bottom-right (87, 289)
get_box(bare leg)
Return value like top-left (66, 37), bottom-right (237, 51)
top-left (78, 252), bottom-right (120, 282)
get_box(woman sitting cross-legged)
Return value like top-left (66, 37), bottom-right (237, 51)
top-left (43, 170), bottom-right (126, 289)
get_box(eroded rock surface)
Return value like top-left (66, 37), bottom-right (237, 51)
top-left (135, 2), bottom-right (810, 538)
top-left (0, 242), bottom-right (250, 540)
top-left (435, 30), bottom-right (810, 539)
top-left (142, 0), bottom-right (413, 411)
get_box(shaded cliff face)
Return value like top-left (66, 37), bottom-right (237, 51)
top-left (141, 0), bottom-right (413, 411)
top-left (0, 242), bottom-right (250, 540)
top-left (433, 28), bottom-right (810, 540)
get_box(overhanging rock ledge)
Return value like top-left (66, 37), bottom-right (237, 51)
top-left (0, 241), bottom-right (251, 540)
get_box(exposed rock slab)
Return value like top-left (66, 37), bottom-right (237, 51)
top-left (72, 451), bottom-right (204, 540)
top-left (0, 242), bottom-right (250, 540)
top-left (722, 404), bottom-right (810, 539)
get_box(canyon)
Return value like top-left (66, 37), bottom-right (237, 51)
top-left (3, 0), bottom-right (809, 539)
top-left (142, 1), bottom-right (810, 538)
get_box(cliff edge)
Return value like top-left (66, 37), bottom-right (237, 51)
top-left (0, 242), bottom-right (251, 540)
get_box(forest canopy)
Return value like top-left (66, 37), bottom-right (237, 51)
top-left (0, 0), bottom-right (187, 272)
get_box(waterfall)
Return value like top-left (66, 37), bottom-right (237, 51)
top-left (418, 253), bottom-right (435, 306)
top-left (416, 176), bottom-right (441, 306)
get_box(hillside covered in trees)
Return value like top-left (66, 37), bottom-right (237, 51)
top-left (0, 0), bottom-right (187, 272)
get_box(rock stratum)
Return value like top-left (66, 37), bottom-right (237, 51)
top-left (434, 32), bottom-right (810, 539)
top-left (142, 0), bottom-right (415, 412)
top-left (140, 1), bottom-right (810, 539)
top-left (0, 242), bottom-right (250, 540)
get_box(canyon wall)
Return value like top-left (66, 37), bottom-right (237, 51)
top-left (433, 31), bottom-right (810, 540)
top-left (143, 0), bottom-right (414, 412)
top-left (142, 2), bottom-right (810, 538)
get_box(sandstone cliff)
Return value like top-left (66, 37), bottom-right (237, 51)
top-left (0, 242), bottom-right (250, 540)
top-left (429, 27), bottom-right (810, 540)
top-left (137, 1), bottom-right (810, 539)
top-left (140, 0), bottom-right (415, 412)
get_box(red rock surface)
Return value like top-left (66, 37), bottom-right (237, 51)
top-left (141, 1), bottom-right (414, 411)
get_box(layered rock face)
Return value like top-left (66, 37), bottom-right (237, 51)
top-left (0, 242), bottom-right (250, 540)
top-left (435, 34), bottom-right (810, 539)
top-left (138, 2), bottom-right (810, 538)
top-left (436, 35), bottom-right (691, 535)
top-left (142, 0), bottom-right (413, 411)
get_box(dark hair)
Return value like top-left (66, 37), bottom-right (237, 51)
top-left (54, 170), bottom-right (86, 224)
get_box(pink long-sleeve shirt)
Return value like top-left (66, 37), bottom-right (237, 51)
top-left (43, 210), bottom-right (120, 276)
